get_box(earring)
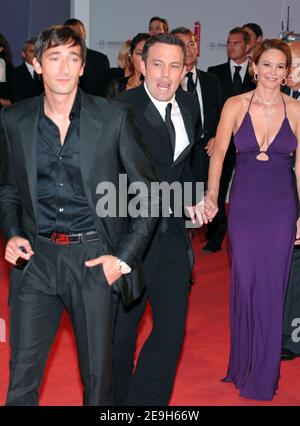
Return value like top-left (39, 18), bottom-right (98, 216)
top-left (254, 73), bottom-right (258, 81)
top-left (281, 77), bottom-right (287, 86)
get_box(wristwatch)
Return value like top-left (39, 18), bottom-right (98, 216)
top-left (116, 258), bottom-right (132, 274)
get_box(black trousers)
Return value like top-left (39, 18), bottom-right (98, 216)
top-left (283, 247), bottom-right (300, 354)
top-left (206, 142), bottom-right (235, 245)
top-left (113, 222), bottom-right (190, 406)
top-left (6, 235), bottom-right (116, 406)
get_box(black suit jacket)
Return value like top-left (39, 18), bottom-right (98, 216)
top-left (207, 61), bottom-right (255, 164)
top-left (0, 89), bottom-right (160, 305)
top-left (207, 61), bottom-right (255, 107)
top-left (12, 63), bottom-right (43, 102)
top-left (79, 48), bottom-right (110, 97)
top-left (188, 69), bottom-right (222, 181)
top-left (116, 84), bottom-right (199, 264)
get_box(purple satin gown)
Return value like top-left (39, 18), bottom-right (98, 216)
top-left (223, 94), bottom-right (298, 400)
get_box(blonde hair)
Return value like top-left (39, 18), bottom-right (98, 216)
top-left (117, 40), bottom-right (131, 68)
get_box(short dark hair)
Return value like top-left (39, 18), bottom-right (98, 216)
top-left (142, 33), bottom-right (186, 64)
top-left (149, 16), bottom-right (169, 33)
top-left (170, 26), bottom-right (193, 37)
top-left (243, 23), bottom-right (263, 38)
top-left (22, 37), bottom-right (37, 52)
top-left (34, 25), bottom-right (86, 64)
top-left (130, 33), bottom-right (151, 55)
top-left (64, 18), bottom-right (85, 28)
top-left (229, 27), bottom-right (250, 44)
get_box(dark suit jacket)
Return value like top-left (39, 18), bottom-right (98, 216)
top-left (116, 84), bottom-right (199, 263)
top-left (0, 89), bottom-right (160, 305)
top-left (207, 61), bottom-right (255, 107)
top-left (207, 61), bottom-right (255, 164)
top-left (106, 76), bottom-right (130, 99)
top-left (79, 48), bottom-right (110, 97)
top-left (188, 69), bottom-right (222, 181)
top-left (12, 63), bottom-right (43, 102)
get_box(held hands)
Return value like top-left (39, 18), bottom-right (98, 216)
top-left (5, 236), bottom-right (34, 266)
top-left (204, 191), bottom-right (218, 222)
top-left (295, 218), bottom-right (300, 245)
top-left (85, 255), bottom-right (122, 286)
top-left (205, 137), bottom-right (215, 157)
top-left (186, 198), bottom-right (208, 226)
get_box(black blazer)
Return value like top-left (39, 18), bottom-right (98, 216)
top-left (207, 61), bottom-right (255, 106)
top-left (190, 69), bottom-right (222, 181)
top-left (116, 84), bottom-right (199, 260)
top-left (106, 76), bottom-right (130, 99)
top-left (0, 89), bottom-right (160, 305)
top-left (12, 63), bottom-right (43, 102)
top-left (79, 48), bottom-right (110, 97)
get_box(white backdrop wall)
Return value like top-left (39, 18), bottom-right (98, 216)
top-left (72, 0), bottom-right (300, 69)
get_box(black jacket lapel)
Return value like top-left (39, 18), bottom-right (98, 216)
top-left (143, 100), bottom-right (174, 158)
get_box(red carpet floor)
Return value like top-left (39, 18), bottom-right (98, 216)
top-left (1, 230), bottom-right (300, 406)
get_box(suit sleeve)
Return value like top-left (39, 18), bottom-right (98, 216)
top-left (0, 107), bottom-right (24, 242)
top-left (114, 107), bottom-right (161, 267)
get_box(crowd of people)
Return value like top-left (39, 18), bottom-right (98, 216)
top-left (0, 15), bottom-right (300, 406)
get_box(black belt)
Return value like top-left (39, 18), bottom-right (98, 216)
top-left (38, 231), bottom-right (99, 244)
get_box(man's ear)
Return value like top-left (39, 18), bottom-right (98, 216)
top-left (140, 59), bottom-right (146, 78)
top-left (33, 57), bottom-right (42, 75)
top-left (79, 62), bottom-right (85, 77)
top-left (181, 65), bottom-right (187, 81)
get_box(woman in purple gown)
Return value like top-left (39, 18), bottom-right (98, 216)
top-left (205, 39), bottom-right (300, 400)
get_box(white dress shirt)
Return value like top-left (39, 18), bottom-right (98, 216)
top-left (181, 65), bottom-right (204, 127)
top-left (229, 58), bottom-right (249, 83)
top-left (25, 62), bottom-right (35, 79)
top-left (144, 82), bottom-right (190, 161)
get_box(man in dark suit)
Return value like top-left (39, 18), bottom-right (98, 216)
top-left (113, 33), bottom-right (203, 406)
top-left (281, 41), bottom-right (300, 361)
top-left (205, 27), bottom-right (255, 252)
top-left (64, 18), bottom-right (110, 97)
top-left (171, 26), bottom-right (221, 183)
top-left (12, 37), bottom-right (44, 102)
top-left (0, 25), bottom-right (159, 406)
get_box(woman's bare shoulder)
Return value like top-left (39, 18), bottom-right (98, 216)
top-left (224, 91), bottom-right (254, 108)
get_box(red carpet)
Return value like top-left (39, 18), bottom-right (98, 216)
top-left (1, 230), bottom-right (300, 406)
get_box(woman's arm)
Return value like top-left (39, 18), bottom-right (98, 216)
top-left (205, 97), bottom-right (240, 220)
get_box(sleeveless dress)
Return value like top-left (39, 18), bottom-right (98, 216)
top-left (223, 94), bottom-right (298, 400)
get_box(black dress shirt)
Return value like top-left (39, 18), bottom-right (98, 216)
top-left (37, 91), bottom-right (95, 234)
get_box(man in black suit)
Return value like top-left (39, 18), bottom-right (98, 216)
top-left (0, 25), bottom-right (159, 406)
top-left (281, 41), bottom-right (300, 361)
top-left (205, 27), bottom-right (255, 252)
top-left (12, 37), bottom-right (44, 102)
top-left (171, 27), bottom-right (221, 183)
top-left (64, 18), bottom-right (110, 97)
top-left (113, 33), bottom-right (203, 406)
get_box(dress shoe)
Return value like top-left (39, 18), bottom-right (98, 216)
top-left (281, 348), bottom-right (300, 361)
top-left (203, 242), bottom-right (221, 253)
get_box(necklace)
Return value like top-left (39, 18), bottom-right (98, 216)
top-left (253, 91), bottom-right (283, 161)
top-left (253, 93), bottom-right (281, 106)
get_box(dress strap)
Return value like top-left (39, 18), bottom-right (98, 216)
top-left (247, 91), bottom-right (255, 112)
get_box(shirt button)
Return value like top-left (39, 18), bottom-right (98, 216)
top-left (59, 208), bottom-right (64, 213)
top-left (59, 183), bottom-right (63, 187)
top-left (58, 155), bottom-right (62, 160)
